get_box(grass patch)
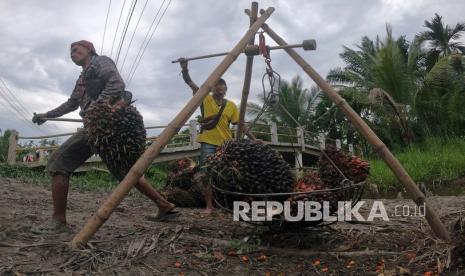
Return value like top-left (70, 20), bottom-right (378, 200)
top-left (368, 137), bottom-right (465, 192)
top-left (0, 163), bottom-right (168, 195)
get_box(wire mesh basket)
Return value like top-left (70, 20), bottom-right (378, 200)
top-left (212, 180), bottom-right (365, 229)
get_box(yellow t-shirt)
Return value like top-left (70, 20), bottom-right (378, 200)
top-left (197, 94), bottom-right (239, 146)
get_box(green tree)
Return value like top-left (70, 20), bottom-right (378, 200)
top-left (0, 130), bottom-right (12, 162)
top-left (247, 76), bottom-right (320, 128)
top-left (416, 13), bottom-right (465, 70)
top-left (327, 25), bottom-right (423, 146)
top-left (414, 54), bottom-right (465, 136)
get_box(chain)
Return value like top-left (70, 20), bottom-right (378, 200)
top-left (248, 32), bottom-right (281, 129)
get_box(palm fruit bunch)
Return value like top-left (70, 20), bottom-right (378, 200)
top-left (166, 158), bottom-right (199, 189)
top-left (347, 155), bottom-right (370, 183)
top-left (187, 176), bottom-right (205, 206)
top-left (162, 186), bottom-right (204, 207)
top-left (161, 158), bottom-right (205, 207)
top-left (318, 144), bottom-right (370, 187)
top-left (83, 98), bottom-right (146, 180)
top-left (292, 170), bottom-right (340, 214)
top-left (294, 170), bottom-right (325, 193)
top-left (205, 139), bottom-right (295, 195)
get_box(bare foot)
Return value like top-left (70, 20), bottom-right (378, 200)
top-left (31, 218), bottom-right (71, 235)
top-left (200, 207), bottom-right (214, 217)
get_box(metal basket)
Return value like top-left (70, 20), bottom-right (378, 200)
top-left (212, 180), bottom-right (365, 229)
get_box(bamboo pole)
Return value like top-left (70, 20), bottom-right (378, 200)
top-left (260, 22), bottom-right (450, 241)
top-left (70, 7), bottom-right (275, 248)
top-left (236, 1), bottom-right (259, 139)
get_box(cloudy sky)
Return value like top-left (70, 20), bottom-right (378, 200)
top-left (1, 0), bottom-right (464, 142)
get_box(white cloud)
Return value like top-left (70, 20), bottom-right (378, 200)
top-left (1, 0), bottom-right (464, 139)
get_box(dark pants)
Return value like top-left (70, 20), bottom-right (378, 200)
top-left (45, 130), bottom-right (93, 176)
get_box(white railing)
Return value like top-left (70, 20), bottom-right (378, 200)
top-left (6, 121), bottom-right (353, 166)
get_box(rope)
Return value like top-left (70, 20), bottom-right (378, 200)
top-left (211, 181), bottom-right (364, 197)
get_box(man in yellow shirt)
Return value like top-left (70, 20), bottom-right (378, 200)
top-left (179, 59), bottom-right (255, 215)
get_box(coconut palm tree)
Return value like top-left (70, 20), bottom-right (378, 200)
top-left (246, 76), bottom-right (321, 128)
top-left (327, 25), bottom-right (423, 145)
top-left (414, 54), bottom-right (465, 136)
top-left (415, 13), bottom-right (465, 70)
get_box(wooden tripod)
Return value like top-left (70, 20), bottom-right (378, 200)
top-left (71, 2), bottom-right (450, 248)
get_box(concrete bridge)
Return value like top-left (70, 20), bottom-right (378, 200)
top-left (6, 121), bottom-right (354, 172)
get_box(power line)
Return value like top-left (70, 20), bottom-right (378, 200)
top-left (110, 0), bottom-right (128, 58)
top-left (127, 0), bottom-right (172, 84)
top-left (119, 0), bottom-right (149, 74)
top-left (124, 0), bottom-right (167, 82)
top-left (0, 86), bottom-right (47, 135)
top-left (0, 79), bottom-right (42, 127)
top-left (0, 79), bottom-right (50, 135)
top-left (127, 0), bottom-right (173, 85)
top-left (100, 0), bottom-right (113, 54)
top-left (115, 0), bottom-right (138, 65)
top-left (0, 78), bottom-right (32, 120)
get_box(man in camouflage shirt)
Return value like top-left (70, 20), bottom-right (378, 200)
top-left (32, 40), bottom-right (176, 233)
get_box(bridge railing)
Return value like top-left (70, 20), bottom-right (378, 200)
top-left (7, 121), bottom-right (353, 166)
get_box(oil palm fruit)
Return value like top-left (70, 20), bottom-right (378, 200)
top-left (83, 99), bottom-right (146, 181)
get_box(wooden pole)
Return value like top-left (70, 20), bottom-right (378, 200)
top-left (236, 1), bottom-right (258, 139)
top-left (170, 41), bottom-right (315, 64)
top-left (19, 132), bottom-right (77, 140)
top-left (70, 7), bottom-right (276, 248)
top-left (42, 118), bottom-right (83, 123)
top-left (260, 22), bottom-right (451, 241)
top-left (7, 130), bottom-right (18, 165)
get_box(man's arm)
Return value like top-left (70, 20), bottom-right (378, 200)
top-left (33, 95), bottom-right (79, 125)
top-left (33, 83), bottom-right (81, 125)
top-left (179, 58), bottom-right (199, 94)
top-left (229, 103), bottom-right (259, 141)
top-left (241, 122), bottom-right (259, 141)
top-left (46, 95), bottom-right (80, 118)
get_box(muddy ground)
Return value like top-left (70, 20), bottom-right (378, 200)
top-left (1, 177), bottom-right (464, 275)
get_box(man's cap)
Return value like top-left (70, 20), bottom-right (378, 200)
top-left (71, 40), bottom-right (97, 56)
top-left (216, 78), bottom-right (227, 86)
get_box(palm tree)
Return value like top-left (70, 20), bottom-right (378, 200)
top-left (327, 25), bottom-right (422, 145)
top-left (416, 14), bottom-right (465, 70)
top-left (0, 129), bottom-right (12, 162)
top-left (247, 76), bottom-right (320, 128)
top-left (414, 54), bottom-right (465, 136)
top-left (246, 76), bottom-right (321, 143)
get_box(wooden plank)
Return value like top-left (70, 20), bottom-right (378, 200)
top-left (7, 130), bottom-right (18, 165)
